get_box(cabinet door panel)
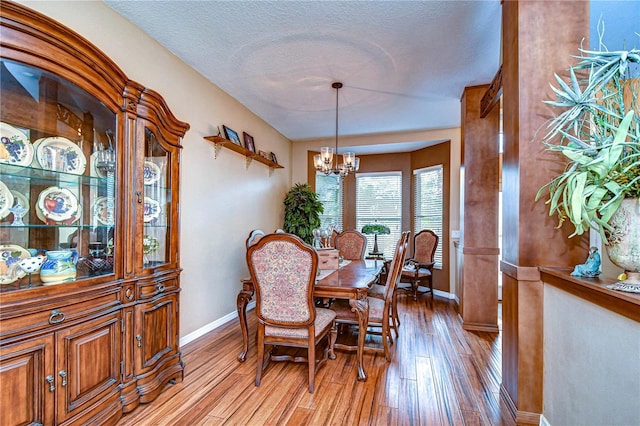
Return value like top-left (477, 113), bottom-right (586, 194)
top-left (0, 335), bottom-right (54, 426)
top-left (135, 294), bottom-right (177, 373)
top-left (56, 312), bottom-right (120, 424)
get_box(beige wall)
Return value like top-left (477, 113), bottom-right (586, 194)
top-left (18, 0), bottom-right (293, 338)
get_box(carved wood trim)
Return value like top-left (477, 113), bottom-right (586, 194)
top-left (480, 64), bottom-right (503, 118)
top-left (56, 103), bottom-right (83, 134)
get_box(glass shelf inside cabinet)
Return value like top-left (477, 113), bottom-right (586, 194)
top-left (0, 58), bottom-right (118, 293)
top-left (141, 128), bottom-right (170, 268)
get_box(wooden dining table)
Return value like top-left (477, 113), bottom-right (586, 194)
top-left (236, 259), bottom-right (383, 381)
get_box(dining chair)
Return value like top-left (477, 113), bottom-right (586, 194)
top-left (330, 229), bottom-right (339, 248)
top-left (246, 233), bottom-right (337, 393)
top-left (368, 231), bottom-right (410, 335)
top-left (398, 229), bottom-right (438, 308)
top-left (245, 229), bottom-right (265, 248)
top-left (334, 230), bottom-right (367, 260)
top-left (329, 231), bottom-right (409, 361)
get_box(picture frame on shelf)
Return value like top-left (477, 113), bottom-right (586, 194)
top-left (270, 152), bottom-right (278, 164)
top-left (258, 150), bottom-right (269, 159)
top-left (223, 125), bottom-right (241, 145)
top-left (243, 132), bottom-right (256, 153)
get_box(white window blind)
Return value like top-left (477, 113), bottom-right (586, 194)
top-left (356, 172), bottom-right (402, 257)
top-left (414, 165), bottom-right (443, 268)
top-left (315, 172), bottom-right (343, 231)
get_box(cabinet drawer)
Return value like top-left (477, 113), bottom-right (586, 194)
top-left (0, 291), bottom-right (121, 341)
top-left (137, 278), bottom-right (178, 300)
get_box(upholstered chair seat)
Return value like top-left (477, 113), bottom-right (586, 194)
top-left (265, 308), bottom-right (336, 338)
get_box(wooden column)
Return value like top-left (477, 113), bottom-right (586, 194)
top-left (500, 1), bottom-right (589, 423)
top-left (458, 84), bottom-right (500, 332)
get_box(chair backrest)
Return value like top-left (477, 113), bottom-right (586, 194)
top-left (330, 229), bottom-right (339, 248)
top-left (334, 230), bottom-right (367, 260)
top-left (246, 233), bottom-right (318, 326)
top-left (383, 231), bottom-right (410, 301)
top-left (246, 229), bottom-right (266, 248)
top-left (413, 229), bottom-right (438, 264)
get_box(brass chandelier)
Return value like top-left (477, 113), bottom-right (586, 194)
top-left (314, 82), bottom-right (359, 177)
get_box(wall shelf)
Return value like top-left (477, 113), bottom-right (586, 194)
top-left (204, 135), bottom-right (284, 170)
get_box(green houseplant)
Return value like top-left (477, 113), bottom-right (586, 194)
top-left (535, 32), bottom-right (640, 290)
top-left (283, 183), bottom-right (324, 245)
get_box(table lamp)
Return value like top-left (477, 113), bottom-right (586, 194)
top-left (361, 223), bottom-right (390, 256)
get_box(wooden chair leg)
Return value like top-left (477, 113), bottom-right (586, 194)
top-left (411, 279), bottom-right (418, 301)
top-left (428, 276), bottom-right (434, 308)
top-left (329, 323), bottom-right (337, 360)
top-left (255, 329), bottom-right (264, 387)
top-left (392, 291), bottom-right (401, 329)
top-left (308, 340), bottom-right (316, 393)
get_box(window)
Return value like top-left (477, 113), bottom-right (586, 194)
top-left (315, 172), bottom-right (343, 231)
top-left (356, 172), bottom-right (402, 257)
top-left (414, 165), bottom-right (443, 268)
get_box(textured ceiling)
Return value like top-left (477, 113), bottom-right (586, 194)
top-left (105, 0), bottom-right (501, 150)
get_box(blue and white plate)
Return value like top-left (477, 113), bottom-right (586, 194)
top-left (143, 197), bottom-right (161, 223)
top-left (143, 160), bottom-right (161, 185)
top-left (35, 136), bottom-right (86, 175)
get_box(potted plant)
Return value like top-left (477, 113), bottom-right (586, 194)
top-left (535, 33), bottom-right (640, 291)
top-left (283, 183), bottom-right (323, 245)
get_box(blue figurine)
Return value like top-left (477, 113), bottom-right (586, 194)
top-left (571, 247), bottom-right (601, 278)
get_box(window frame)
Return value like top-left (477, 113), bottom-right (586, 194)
top-left (413, 164), bottom-right (444, 269)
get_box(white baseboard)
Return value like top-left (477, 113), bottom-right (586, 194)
top-left (434, 289), bottom-right (456, 300)
top-left (180, 301), bottom-right (255, 347)
top-left (540, 414), bottom-right (551, 426)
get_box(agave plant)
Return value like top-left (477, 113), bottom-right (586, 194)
top-left (536, 29), bottom-right (640, 243)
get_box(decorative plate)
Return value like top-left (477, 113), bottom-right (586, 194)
top-left (143, 161), bottom-right (161, 185)
top-left (0, 244), bottom-right (30, 285)
top-left (35, 203), bottom-right (82, 226)
top-left (36, 186), bottom-right (80, 223)
top-left (143, 235), bottom-right (159, 254)
top-left (143, 197), bottom-right (161, 223)
top-left (92, 196), bottom-right (113, 225)
top-left (36, 136), bottom-right (86, 175)
top-left (10, 190), bottom-right (29, 219)
top-left (29, 137), bottom-right (46, 168)
top-left (0, 122), bottom-right (33, 166)
top-left (0, 181), bottom-right (14, 220)
top-left (89, 151), bottom-right (107, 178)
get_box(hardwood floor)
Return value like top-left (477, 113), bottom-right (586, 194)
top-left (117, 295), bottom-right (515, 425)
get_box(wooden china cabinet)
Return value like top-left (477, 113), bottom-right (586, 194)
top-left (0, 2), bottom-right (189, 425)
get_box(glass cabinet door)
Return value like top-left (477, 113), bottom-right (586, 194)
top-left (0, 59), bottom-right (117, 292)
top-left (140, 126), bottom-right (172, 269)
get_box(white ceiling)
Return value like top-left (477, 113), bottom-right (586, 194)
top-left (105, 0), bottom-right (501, 153)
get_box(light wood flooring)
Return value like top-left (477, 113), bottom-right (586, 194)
top-left (117, 295), bottom-right (515, 425)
